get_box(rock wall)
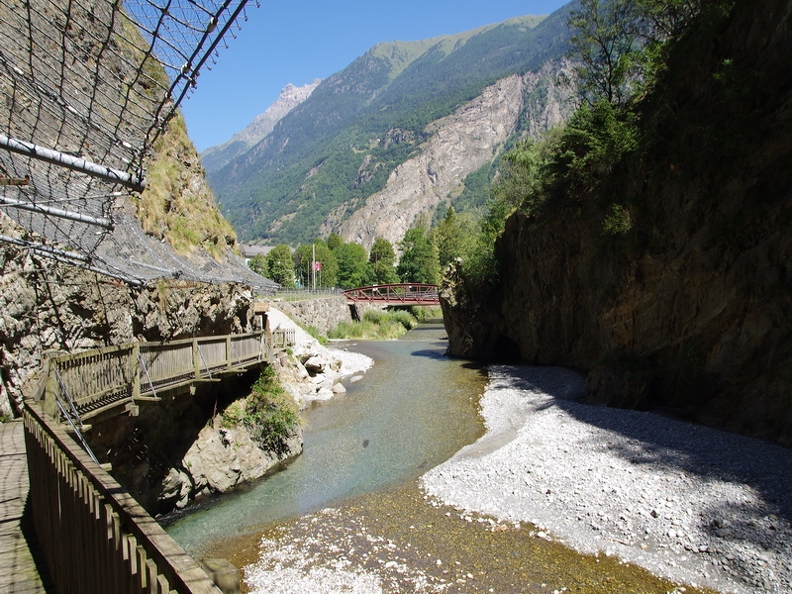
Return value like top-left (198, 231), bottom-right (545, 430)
top-left (443, 0), bottom-right (792, 445)
top-left (0, 214), bottom-right (255, 419)
top-left (272, 296), bottom-right (382, 337)
top-left (160, 421), bottom-right (303, 511)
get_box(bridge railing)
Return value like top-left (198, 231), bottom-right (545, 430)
top-left (23, 401), bottom-right (223, 594)
top-left (42, 331), bottom-right (269, 422)
top-left (343, 283), bottom-right (440, 305)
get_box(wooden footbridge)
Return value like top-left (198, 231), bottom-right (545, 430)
top-left (343, 283), bottom-right (439, 306)
top-left (41, 330), bottom-right (279, 426)
top-left (15, 322), bottom-right (296, 594)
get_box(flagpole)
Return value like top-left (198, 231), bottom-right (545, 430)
top-left (312, 243), bottom-right (316, 291)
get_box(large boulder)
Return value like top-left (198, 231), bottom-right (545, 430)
top-left (159, 423), bottom-right (303, 510)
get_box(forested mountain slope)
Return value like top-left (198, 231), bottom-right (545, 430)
top-left (204, 8), bottom-right (574, 246)
top-left (443, 0), bottom-right (792, 444)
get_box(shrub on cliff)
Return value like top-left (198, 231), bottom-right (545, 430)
top-left (222, 366), bottom-right (299, 458)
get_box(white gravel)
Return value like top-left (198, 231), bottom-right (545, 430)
top-left (421, 365), bottom-right (792, 594)
top-left (266, 306), bottom-right (373, 404)
top-left (245, 509), bottom-right (441, 594)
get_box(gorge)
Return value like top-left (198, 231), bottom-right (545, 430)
top-left (2, 0), bottom-right (792, 592)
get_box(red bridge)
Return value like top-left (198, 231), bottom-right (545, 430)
top-left (343, 283), bottom-right (440, 306)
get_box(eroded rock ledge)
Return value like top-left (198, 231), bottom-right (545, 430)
top-left (149, 307), bottom-right (372, 513)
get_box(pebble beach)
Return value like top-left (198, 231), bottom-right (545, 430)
top-left (421, 365), bottom-right (792, 594)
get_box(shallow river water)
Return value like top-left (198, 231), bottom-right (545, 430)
top-left (164, 323), bottom-right (715, 593)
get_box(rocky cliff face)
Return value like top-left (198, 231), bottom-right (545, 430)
top-left (327, 63), bottom-right (570, 249)
top-left (0, 211), bottom-right (256, 419)
top-left (443, 0), bottom-right (792, 444)
top-left (159, 420), bottom-right (303, 511)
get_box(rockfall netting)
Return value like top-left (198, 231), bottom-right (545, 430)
top-left (0, 0), bottom-right (277, 293)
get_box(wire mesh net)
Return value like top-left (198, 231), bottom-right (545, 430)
top-left (0, 0), bottom-right (277, 293)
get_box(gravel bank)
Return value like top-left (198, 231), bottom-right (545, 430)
top-left (267, 306), bottom-right (374, 403)
top-left (421, 365), bottom-right (792, 594)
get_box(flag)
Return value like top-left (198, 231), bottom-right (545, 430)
top-left (313, 261), bottom-right (322, 271)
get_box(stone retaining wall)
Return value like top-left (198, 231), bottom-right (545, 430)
top-left (271, 297), bottom-right (381, 337)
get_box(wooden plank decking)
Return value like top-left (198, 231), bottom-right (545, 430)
top-left (0, 420), bottom-right (52, 593)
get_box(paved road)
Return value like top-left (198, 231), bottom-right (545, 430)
top-left (0, 420), bottom-right (52, 593)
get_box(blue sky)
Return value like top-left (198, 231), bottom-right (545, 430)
top-left (180, 0), bottom-right (571, 152)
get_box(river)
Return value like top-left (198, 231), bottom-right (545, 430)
top-left (163, 322), bottom-right (485, 552)
top-left (163, 322), bottom-right (712, 593)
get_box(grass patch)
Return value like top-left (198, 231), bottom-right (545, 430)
top-left (137, 112), bottom-right (237, 259)
top-left (411, 306), bottom-right (443, 321)
top-left (302, 324), bottom-right (328, 345)
top-left (328, 308), bottom-right (418, 340)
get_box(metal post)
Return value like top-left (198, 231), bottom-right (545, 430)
top-left (131, 344), bottom-right (140, 401)
top-left (0, 134), bottom-right (146, 192)
top-left (0, 194), bottom-right (113, 228)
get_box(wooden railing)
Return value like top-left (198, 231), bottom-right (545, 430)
top-left (23, 328), bottom-right (300, 592)
top-left (42, 332), bottom-right (271, 422)
top-left (23, 401), bottom-right (224, 594)
top-left (272, 327), bottom-right (296, 349)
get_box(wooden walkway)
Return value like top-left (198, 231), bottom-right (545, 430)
top-left (42, 331), bottom-right (274, 425)
top-left (0, 420), bottom-right (52, 593)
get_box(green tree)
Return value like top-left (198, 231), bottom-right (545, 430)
top-left (292, 245), bottom-right (310, 288)
top-left (568, 0), bottom-right (714, 107)
top-left (548, 99), bottom-right (638, 195)
top-left (326, 232), bottom-right (344, 251)
top-left (431, 206), bottom-right (478, 269)
top-left (293, 240), bottom-right (338, 289)
top-left (460, 134), bottom-right (560, 287)
top-left (567, 0), bottom-right (644, 107)
top-left (248, 253), bottom-right (267, 276)
top-left (335, 242), bottom-right (369, 288)
top-left (265, 244), bottom-right (295, 287)
top-left (397, 224), bottom-right (440, 284)
top-left (366, 237), bottom-right (399, 284)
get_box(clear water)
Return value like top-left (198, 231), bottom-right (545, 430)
top-left (163, 322), bottom-right (487, 556)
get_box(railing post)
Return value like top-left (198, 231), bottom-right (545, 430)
top-left (262, 332), bottom-right (270, 363)
top-left (131, 343), bottom-right (140, 401)
top-left (193, 338), bottom-right (201, 380)
top-left (226, 336), bottom-right (232, 370)
top-left (43, 358), bottom-right (59, 420)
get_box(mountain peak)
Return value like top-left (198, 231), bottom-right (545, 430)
top-left (205, 7), bottom-right (572, 245)
top-left (200, 79), bottom-right (321, 171)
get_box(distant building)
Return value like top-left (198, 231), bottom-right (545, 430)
top-left (240, 244), bottom-right (296, 266)
top-left (240, 244), bottom-right (277, 265)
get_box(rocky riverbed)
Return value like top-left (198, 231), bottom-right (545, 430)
top-left (421, 365), bottom-right (792, 594)
top-left (236, 364), bottom-right (791, 593)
